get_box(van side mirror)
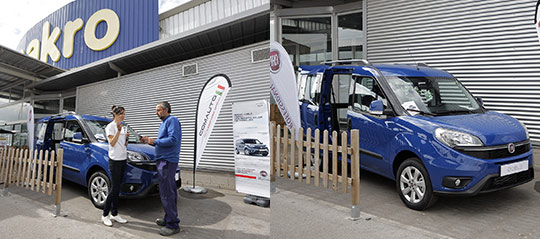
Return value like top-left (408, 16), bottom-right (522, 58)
top-left (369, 100), bottom-right (384, 115)
top-left (369, 100), bottom-right (393, 116)
top-left (73, 132), bottom-right (83, 143)
top-left (475, 96), bottom-right (484, 107)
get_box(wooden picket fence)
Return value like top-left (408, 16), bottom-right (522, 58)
top-left (270, 104), bottom-right (286, 126)
top-left (0, 146), bottom-right (64, 216)
top-left (269, 122), bottom-right (361, 219)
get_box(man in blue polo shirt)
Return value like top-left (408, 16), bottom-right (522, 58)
top-left (142, 101), bottom-right (181, 236)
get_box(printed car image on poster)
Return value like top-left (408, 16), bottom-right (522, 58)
top-left (232, 100), bottom-right (270, 198)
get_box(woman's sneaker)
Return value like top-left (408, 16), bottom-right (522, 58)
top-left (102, 215), bottom-right (113, 227)
top-left (110, 214), bottom-right (128, 224)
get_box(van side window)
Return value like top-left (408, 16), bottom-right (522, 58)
top-left (352, 76), bottom-right (387, 113)
top-left (297, 74), bottom-right (307, 100)
top-left (302, 74), bottom-right (321, 105)
top-left (64, 120), bottom-right (84, 143)
top-left (330, 74), bottom-right (353, 131)
top-left (52, 122), bottom-right (64, 141)
top-left (36, 122), bottom-right (48, 142)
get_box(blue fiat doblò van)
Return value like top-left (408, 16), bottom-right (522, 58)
top-left (35, 113), bottom-right (181, 208)
top-left (297, 60), bottom-right (534, 210)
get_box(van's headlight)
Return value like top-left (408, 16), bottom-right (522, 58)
top-left (127, 151), bottom-right (149, 162)
top-left (434, 128), bottom-right (483, 148)
top-left (518, 120), bottom-right (529, 139)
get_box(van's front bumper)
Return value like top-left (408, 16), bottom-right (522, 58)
top-left (119, 164), bottom-right (181, 197)
top-left (427, 143), bottom-right (534, 196)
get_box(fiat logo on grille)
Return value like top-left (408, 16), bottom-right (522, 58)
top-left (507, 143), bottom-right (516, 154)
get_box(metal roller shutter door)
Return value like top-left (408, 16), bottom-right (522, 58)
top-left (366, 0), bottom-right (540, 145)
top-left (77, 41), bottom-right (269, 171)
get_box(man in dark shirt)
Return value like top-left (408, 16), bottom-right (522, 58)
top-left (142, 101), bottom-right (182, 236)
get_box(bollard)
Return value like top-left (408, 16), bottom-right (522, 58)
top-left (350, 130), bottom-right (360, 221)
top-left (351, 205), bottom-right (360, 221)
top-left (53, 149), bottom-right (64, 217)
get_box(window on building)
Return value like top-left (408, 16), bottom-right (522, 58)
top-left (63, 97), bottom-right (76, 112)
top-left (282, 17), bottom-right (332, 66)
top-left (34, 100), bottom-right (60, 115)
top-left (338, 12), bottom-right (362, 60)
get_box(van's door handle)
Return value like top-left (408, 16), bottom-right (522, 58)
top-left (314, 113), bottom-right (318, 125)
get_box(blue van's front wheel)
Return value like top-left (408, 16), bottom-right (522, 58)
top-left (396, 158), bottom-right (437, 210)
top-left (88, 171), bottom-right (110, 209)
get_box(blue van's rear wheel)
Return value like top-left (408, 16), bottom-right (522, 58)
top-left (88, 171), bottom-right (110, 209)
top-left (396, 158), bottom-right (437, 210)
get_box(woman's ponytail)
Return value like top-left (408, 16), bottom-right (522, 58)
top-left (110, 105), bottom-right (125, 118)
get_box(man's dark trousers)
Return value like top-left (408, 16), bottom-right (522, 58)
top-left (157, 159), bottom-right (180, 229)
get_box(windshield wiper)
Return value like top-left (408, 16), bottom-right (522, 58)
top-left (437, 109), bottom-right (478, 115)
top-left (405, 108), bottom-right (437, 116)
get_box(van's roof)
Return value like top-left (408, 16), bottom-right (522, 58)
top-left (37, 114), bottom-right (111, 122)
top-left (372, 64), bottom-right (453, 78)
top-left (299, 64), bottom-right (453, 78)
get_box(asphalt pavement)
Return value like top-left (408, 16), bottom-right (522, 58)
top-left (272, 149), bottom-right (540, 239)
top-left (0, 175), bottom-right (270, 239)
top-left (2, 150), bottom-right (540, 239)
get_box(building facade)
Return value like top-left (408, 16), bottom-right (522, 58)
top-left (0, 0), bottom-right (270, 172)
top-left (271, 0), bottom-right (540, 145)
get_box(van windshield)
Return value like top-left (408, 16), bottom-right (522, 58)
top-left (86, 120), bottom-right (142, 143)
top-left (386, 76), bottom-right (483, 116)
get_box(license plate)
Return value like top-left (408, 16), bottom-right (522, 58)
top-left (500, 160), bottom-right (528, 177)
top-left (175, 172), bottom-right (179, 181)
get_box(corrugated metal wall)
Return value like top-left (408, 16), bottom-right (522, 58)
top-left (159, 0), bottom-right (270, 39)
top-left (366, 0), bottom-right (540, 145)
top-left (76, 41), bottom-right (269, 171)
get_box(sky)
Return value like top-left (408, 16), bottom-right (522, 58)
top-left (0, 0), bottom-right (190, 51)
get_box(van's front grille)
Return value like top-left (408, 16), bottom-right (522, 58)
top-left (454, 140), bottom-right (530, 159)
top-left (128, 162), bottom-right (157, 171)
top-left (480, 168), bottom-right (534, 192)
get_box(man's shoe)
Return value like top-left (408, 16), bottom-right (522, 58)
top-left (159, 227), bottom-right (180, 236)
top-left (110, 214), bottom-right (128, 224)
top-left (102, 215), bottom-right (112, 227)
top-left (156, 218), bottom-right (166, 226)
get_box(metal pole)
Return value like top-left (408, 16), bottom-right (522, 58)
top-left (332, 11), bottom-right (339, 61)
top-left (362, 0), bottom-right (368, 60)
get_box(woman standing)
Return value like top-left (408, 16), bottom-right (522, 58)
top-left (101, 105), bottom-right (129, 226)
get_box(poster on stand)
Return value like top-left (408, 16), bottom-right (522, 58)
top-left (233, 100), bottom-right (270, 198)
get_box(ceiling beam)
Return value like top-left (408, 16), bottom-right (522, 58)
top-left (271, 0), bottom-right (293, 7)
top-left (0, 91), bottom-right (23, 100)
top-left (0, 62), bottom-right (41, 82)
top-left (0, 79), bottom-right (27, 91)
